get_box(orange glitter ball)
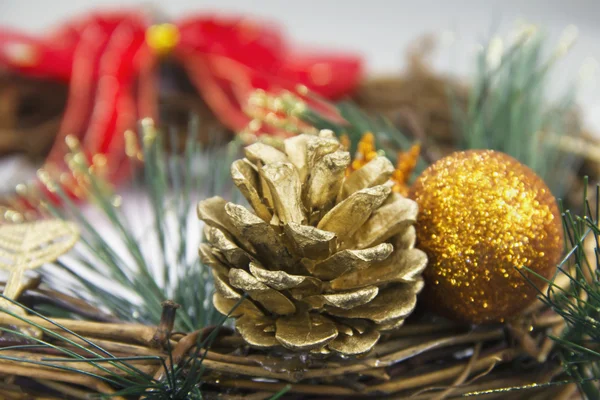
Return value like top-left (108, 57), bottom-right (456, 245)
top-left (410, 150), bottom-right (563, 324)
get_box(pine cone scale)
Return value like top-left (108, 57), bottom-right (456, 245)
top-left (231, 160), bottom-right (272, 222)
top-left (310, 243), bottom-right (393, 280)
top-left (316, 185), bottom-right (391, 241)
top-left (229, 268), bottom-right (297, 315)
top-left (283, 222), bottom-right (336, 260)
top-left (304, 285), bottom-right (379, 309)
top-left (325, 283), bottom-right (421, 324)
top-left (224, 203), bottom-right (296, 271)
top-left (213, 293), bottom-right (262, 319)
top-left (329, 251), bottom-right (427, 291)
top-left (353, 193), bottom-right (418, 248)
top-left (249, 262), bottom-right (320, 291)
top-left (275, 312), bottom-right (338, 351)
top-left (305, 151), bottom-right (349, 211)
top-left (340, 155), bottom-right (394, 199)
top-left (260, 162), bottom-right (305, 225)
top-left (236, 314), bottom-right (279, 348)
top-left (328, 330), bottom-right (381, 355)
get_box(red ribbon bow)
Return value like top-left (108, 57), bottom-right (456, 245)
top-left (0, 10), bottom-right (362, 201)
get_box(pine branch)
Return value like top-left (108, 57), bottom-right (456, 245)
top-left (452, 29), bottom-right (581, 198)
top-left (301, 29), bottom-right (584, 201)
top-left (523, 178), bottom-right (600, 398)
top-left (38, 118), bottom-right (240, 332)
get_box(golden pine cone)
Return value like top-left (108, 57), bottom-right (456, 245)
top-left (197, 131), bottom-right (427, 355)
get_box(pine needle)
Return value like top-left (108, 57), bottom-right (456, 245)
top-left (522, 178), bottom-right (600, 398)
top-left (452, 30), bottom-right (581, 198)
top-left (40, 119), bottom-right (239, 332)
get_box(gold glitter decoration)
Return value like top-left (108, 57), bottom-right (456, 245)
top-left (349, 132), bottom-right (380, 171)
top-left (198, 131), bottom-right (427, 354)
top-left (346, 132), bottom-right (421, 196)
top-left (392, 143), bottom-right (421, 196)
top-left (410, 150), bottom-right (563, 324)
top-left (241, 89), bottom-right (315, 140)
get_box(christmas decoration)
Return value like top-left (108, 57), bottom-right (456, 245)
top-left (344, 132), bottom-right (421, 196)
top-left (198, 131), bottom-right (426, 354)
top-left (0, 219), bottom-right (78, 337)
top-left (535, 183), bottom-right (600, 399)
top-left (0, 10), bottom-right (362, 199)
top-left (0, 119), bottom-right (585, 399)
top-left (410, 150), bottom-right (563, 323)
top-left (0, 18), bottom-right (599, 399)
top-left (0, 219), bottom-right (78, 313)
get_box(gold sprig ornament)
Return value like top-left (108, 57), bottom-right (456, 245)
top-left (0, 219), bottom-right (78, 335)
top-left (198, 131), bottom-right (427, 355)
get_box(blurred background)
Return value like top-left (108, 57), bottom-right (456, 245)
top-left (0, 0), bottom-right (599, 192)
top-left (1, 0), bottom-right (599, 97)
top-left (0, 1), bottom-right (598, 71)
top-left (1, 0), bottom-right (599, 124)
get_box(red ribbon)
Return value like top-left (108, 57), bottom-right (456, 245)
top-left (0, 10), bottom-right (362, 201)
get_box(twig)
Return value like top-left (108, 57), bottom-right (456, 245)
top-left (150, 300), bottom-right (180, 348)
top-left (367, 349), bottom-right (516, 394)
top-left (537, 322), bottom-right (565, 362)
top-left (35, 379), bottom-right (94, 400)
top-left (19, 287), bottom-right (118, 322)
top-left (0, 350), bottom-right (157, 375)
top-left (151, 325), bottom-right (229, 382)
top-left (302, 330), bottom-right (504, 380)
top-left (0, 363), bottom-right (126, 398)
top-left (213, 379), bottom-right (358, 396)
top-left (386, 321), bottom-right (463, 338)
top-left (507, 324), bottom-right (541, 359)
top-left (554, 383), bottom-right (579, 400)
top-left (0, 314), bottom-right (156, 345)
top-left (429, 342), bottom-right (482, 400)
top-left (56, 333), bottom-right (166, 357)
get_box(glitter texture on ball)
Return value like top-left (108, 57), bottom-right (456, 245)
top-left (410, 150), bottom-right (563, 324)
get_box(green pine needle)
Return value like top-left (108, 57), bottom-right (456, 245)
top-left (41, 118), bottom-right (241, 332)
top-left (521, 179), bottom-right (600, 397)
top-left (452, 30), bottom-right (580, 198)
top-left (302, 31), bottom-right (581, 199)
top-left (0, 294), bottom-right (244, 398)
top-left (0, 296), bottom-right (168, 394)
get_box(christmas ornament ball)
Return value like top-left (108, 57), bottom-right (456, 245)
top-left (410, 150), bottom-right (563, 324)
